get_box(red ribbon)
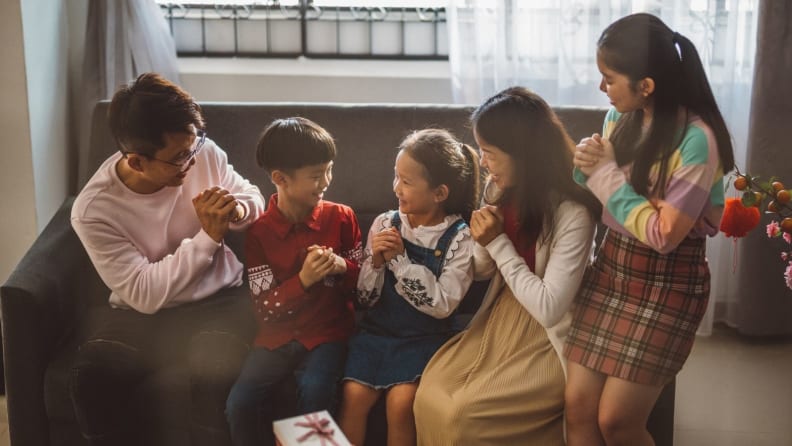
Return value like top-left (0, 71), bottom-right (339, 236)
top-left (294, 413), bottom-right (340, 446)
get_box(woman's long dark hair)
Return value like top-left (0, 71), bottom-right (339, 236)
top-left (472, 87), bottom-right (601, 241)
top-left (598, 13), bottom-right (734, 197)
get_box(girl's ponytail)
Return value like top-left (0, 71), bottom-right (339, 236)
top-left (674, 32), bottom-right (735, 172)
top-left (457, 143), bottom-right (481, 223)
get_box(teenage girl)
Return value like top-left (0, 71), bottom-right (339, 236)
top-left (564, 13), bottom-right (735, 446)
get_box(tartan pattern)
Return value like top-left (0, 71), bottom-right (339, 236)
top-left (564, 229), bottom-right (710, 385)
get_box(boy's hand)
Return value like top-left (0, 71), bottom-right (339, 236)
top-left (193, 187), bottom-right (239, 242)
top-left (471, 205), bottom-right (504, 247)
top-left (299, 246), bottom-right (338, 289)
top-left (229, 203), bottom-right (245, 223)
top-left (309, 245), bottom-right (347, 275)
top-left (371, 227), bottom-right (403, 268)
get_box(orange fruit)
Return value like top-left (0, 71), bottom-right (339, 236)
top-left (777, 189), bottom-right (791, 204)
top-left (781, 217), bottom-right (792, 233)
top-left (768, 201), bottom-right (780, 213)
top-left (733, 176), bottom-right (748, 191)
top-left (772, 181), bottom-right (785, 192)
top-left (753, 192), bottom-right (764, 207)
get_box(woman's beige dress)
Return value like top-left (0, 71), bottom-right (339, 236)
top-left (414, 285), bottom-right (565, 446)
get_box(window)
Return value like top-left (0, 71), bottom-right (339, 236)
top-left (157, 1), bottom-right (448, 59)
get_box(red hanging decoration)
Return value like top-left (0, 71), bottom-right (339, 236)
top-left (720, 197), bottom-right (760, 238)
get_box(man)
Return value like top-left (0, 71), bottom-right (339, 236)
top-left (70, 72), bottom-right (265, 446)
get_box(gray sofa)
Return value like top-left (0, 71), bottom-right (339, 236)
top-left (1, 101), bottom-right (675, 446)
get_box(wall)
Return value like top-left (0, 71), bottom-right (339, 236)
top-left (0, 0), bottom-right (82, 284)
top-left (179, 58), bottom-right (454, 104)
top-left (0, 1), bottom-right (37, 284)
top-left (21, 0), bottom-right (71, 233)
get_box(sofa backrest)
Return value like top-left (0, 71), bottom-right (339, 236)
top-left (86, 101), bottom-right (607, 248)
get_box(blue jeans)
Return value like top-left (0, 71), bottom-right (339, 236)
top-left (225, 340), bottom-right (347, 446)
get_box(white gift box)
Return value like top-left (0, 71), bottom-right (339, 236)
top-left (273, 410), bottom-right (352, 446)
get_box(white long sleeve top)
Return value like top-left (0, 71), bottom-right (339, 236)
top-left (71, 140), bottom-right (265, 314)
top-left (357, 211), bottom-right (474, 319)
top-left (470, 200), bottom-right (595, 378)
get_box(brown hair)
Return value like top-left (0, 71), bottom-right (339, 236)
top-left (108, 72), bottom-right (204, 157)
top-left (398, 129), bottom-right (481, 223)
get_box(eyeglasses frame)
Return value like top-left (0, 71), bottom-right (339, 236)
top-left (122, 130), bottom-right (206, 168)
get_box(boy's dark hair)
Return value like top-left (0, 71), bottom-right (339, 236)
top-left (472, 87), bottom-right (601, 241)
top-left (108, 72), bottom-right (204, 157)
top-left (256, 117), bottom-right (336, 173)
top-left (598, 13), bottom-right (734, 197)
top-left (399, 129), bottom-right (480, 224)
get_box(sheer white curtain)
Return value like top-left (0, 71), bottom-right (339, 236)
top-left (446, 0), bottom-right (758, 335)
top-left (77, 0), bottom-right (180, 187)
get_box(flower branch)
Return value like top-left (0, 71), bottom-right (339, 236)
top-left (721, 169), bottom-right (792, 291)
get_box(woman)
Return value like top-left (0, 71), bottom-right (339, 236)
top-left (413, 87), bottom-right (600, 445)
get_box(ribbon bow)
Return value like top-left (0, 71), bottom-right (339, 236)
top-left (294, 413), bottom-right (340, 446)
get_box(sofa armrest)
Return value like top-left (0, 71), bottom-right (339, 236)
top-left (1, 196), bottom-right (99, 446)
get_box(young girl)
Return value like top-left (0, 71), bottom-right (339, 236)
top-left (413, 87), bottom-right (601, 445)
top-left (338, 129), bottom-right (480, 446)
top-left (564, 13), bottom-right (735, 446)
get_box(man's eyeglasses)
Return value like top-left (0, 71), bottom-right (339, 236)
top-left (124, 130), bottom-right (207, 168)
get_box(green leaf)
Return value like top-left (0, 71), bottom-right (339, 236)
top-left (742, 191), bottom-right (757, 207)
top-left (758, 180), bottom-right (772, 192)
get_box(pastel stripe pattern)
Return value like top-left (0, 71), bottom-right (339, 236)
top-left (577, 108), bottom-right (725, 254)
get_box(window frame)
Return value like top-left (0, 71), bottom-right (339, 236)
top-left (158, 1), bottom-right (449, 60)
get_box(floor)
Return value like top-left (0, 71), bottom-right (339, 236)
top-left (0, 324), bottom-right (789, 446)
top-left (673, 324), bottom-right (792, 445)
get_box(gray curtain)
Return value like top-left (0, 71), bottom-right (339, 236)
top-left (733, 1), bottom-right (792, 335)
top-left (76, 0), bottom-right (180, 187)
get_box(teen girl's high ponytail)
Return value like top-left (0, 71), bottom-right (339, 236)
top-left (673, 31), bottom-right (735, 173)
top-left (598, 14), bottom-right (735, 197)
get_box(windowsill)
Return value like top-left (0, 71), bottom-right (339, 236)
top-left (177, 57), bottom-right (451, 79)
top-left (177, 56), bottom-right (454, 103)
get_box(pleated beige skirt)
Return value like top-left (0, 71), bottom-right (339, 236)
top-left (414, 285), bottom-right (565, 446)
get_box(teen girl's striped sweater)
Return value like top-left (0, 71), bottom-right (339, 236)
top-left (574, 108), bottom-right (725, 254)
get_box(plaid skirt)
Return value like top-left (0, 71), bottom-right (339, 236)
top-left (564, 229), bottom-right (710, 386)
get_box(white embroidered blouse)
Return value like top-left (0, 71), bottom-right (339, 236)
top-left (356, 211), bottom-right (475, 319)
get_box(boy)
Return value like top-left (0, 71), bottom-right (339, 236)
top-left (225, 117), bottom-right (363, 446)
